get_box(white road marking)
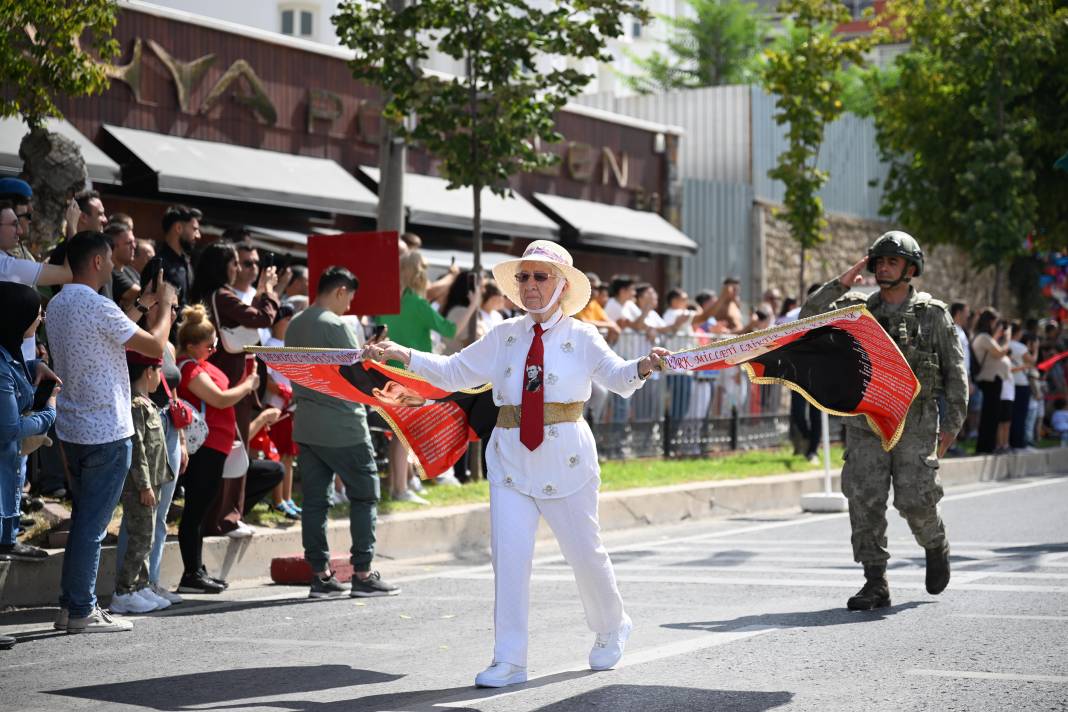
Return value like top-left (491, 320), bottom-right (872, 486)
top-left (445, 570), bottom-right (1068, 594)
top-left (906, 668), bottom-right (1068, 684)
top-left (539, 563), bottom-right (1068, 581)
top-left (952, 613), bottom-right (1068, 622)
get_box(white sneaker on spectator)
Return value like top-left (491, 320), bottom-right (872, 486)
top-left (408, 475), bottom-right (426, 492)
top-left (431, 474), bottom-right (462, 487)
top-left (150, 582), bottom-right (183, 604)
top-left (392, 489), bottom-right (430, 505)
top-left (136, 587), bottom-right (171, 610)
top-left (109, 592), bottom-right (156, 614)
top-left (67, 606), bottom-right (133, 633)
top-left (53, 607), bottom-right (68, 631)
top-left (226, 521), bottom-right (254, 539)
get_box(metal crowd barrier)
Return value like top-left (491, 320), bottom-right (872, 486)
top-left (587, 330), bottom-right (792, 460)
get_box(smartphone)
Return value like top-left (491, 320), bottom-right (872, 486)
top-left (32, 379), bottom-right (57, 411)
top-left (467, 272), bottom-right (477, 292)
top-left (373, 324), bottom-right (387, 341)
top-left (144, 256), bottom-right (163, 288)
top-left (263, 253), bottom-right (274, 270)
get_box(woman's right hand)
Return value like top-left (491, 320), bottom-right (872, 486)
top-left (243, 372), bottom-right (260, 393)
top-left (364, 339), bottom-right (411, 366)
top-left (46, 385), bottom-right (61, 410)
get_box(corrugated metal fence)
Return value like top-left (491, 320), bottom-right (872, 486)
top-left (681, 179), bottom-right (754, 297)
top-left (750, 86), bottom-right (888, 220)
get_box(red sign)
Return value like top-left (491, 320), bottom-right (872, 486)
top-left (307, 231), bottom-right (399, 316)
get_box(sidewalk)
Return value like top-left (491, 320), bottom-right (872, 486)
top-left (2, 448), bottom-right (1065, 607)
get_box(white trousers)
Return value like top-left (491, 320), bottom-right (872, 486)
top-left (489, 477), bottom-right (625, 667)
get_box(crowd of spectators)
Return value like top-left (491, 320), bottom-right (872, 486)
top-left (0, 177), bottom-right (403, 644)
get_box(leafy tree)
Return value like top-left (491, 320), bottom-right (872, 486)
top-left (872, 0), bottom-right (1068, 306)
top-left (624, 0), bottom-right (766, 94)
top-left (759, 0), bottom-right (869, 294)
top-left (333, 0), bottom-right (644, 274)
top-left (0, 0), bottom-right (120, 251)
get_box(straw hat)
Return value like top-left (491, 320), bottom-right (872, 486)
top-left (492, 240), bottom-right (591, 317)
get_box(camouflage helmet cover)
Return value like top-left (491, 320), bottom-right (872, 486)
top-left (866, 230), bottom-right (924, 277)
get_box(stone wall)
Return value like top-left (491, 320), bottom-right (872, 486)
top-left (758, 202), bottom-right (1007, 312)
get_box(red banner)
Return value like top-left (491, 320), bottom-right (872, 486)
top-left (662, 306), bottom-right (920, 450)
top-left (250, 347), bottom-right (495, 478)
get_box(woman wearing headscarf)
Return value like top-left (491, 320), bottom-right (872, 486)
top-left (0, 282), bottom-right (58, 563)
top-left (366, 241), bottom-right (669, 688)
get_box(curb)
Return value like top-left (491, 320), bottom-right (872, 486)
top-left (2, 448), bottom-right (1065, 607)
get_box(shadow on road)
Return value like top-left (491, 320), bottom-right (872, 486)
top-left (662, 601), bottom-right (928, 633)
top-left (528, 685), bottom-right (793, 712)
top-left (47, 665), bottom-right (402, 709)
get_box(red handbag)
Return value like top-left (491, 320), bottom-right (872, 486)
top-left (161, 375), bottom-right (195, 428)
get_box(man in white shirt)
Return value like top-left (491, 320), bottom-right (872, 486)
top-left (0, 204), bottom-right (71, 286)
top-left (950, 302), bottom-right (971, 377)
top-left (46, 231), bottom-right (175, 635)
top-left (603, 275), bottom-right (638, 330)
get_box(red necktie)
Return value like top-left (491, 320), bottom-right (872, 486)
top-left (520, 324), bottom-right (545, 451)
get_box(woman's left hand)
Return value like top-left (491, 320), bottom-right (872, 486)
top-left (639, 347), bottom-right (672, 378)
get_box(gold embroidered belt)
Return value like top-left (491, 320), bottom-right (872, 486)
top-left (496, 402), bottom-right (585, 429)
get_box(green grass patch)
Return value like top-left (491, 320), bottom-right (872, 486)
top-left (280, 445), bottom-right (847, 517)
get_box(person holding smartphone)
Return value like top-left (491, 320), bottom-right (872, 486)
top-left (0, 282), bottom-right (59, 564)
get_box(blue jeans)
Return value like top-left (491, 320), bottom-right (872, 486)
top-left (0, 456), bottom-right (27, 546)
top-left (59, 438), bottom-right (132, 618)
top-left (118, 416), bottom-right (181, 584)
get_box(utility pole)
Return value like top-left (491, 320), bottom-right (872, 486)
top-left (376, 0), bottom-right (409, 235)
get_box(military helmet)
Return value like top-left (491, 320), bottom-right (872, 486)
top-left (866, 230), bottom-right (924, 277)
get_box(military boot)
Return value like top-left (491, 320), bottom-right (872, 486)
top-left (846, 564), bottom-right (891, 611)
top-left (925, 542), bottom-right (951, 594)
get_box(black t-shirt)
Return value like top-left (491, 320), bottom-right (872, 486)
top-left (112, 265), bottom-right (140, 302)
top-left (159, 243), bottom-right (194, 306)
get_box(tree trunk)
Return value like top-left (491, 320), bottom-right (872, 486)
top-left (799, 243), bottom-right (806, 301)
top-left (467, 49), bottom-right (484, 482)
top-left (376, 125), bottom-right (406, 235)
top-left (19, 128), bottom-right (87, 257)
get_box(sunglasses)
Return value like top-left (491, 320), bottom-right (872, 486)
top-left (514, 271), bottom-right (554, 283)
top-left (16, 212), bottom-right (32, 222)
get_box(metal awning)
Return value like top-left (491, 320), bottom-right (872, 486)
top-left (103, 125), bottom-right (378, 216)
top-left (358, 166), bottom-right (558, 241)
top-left (0, 117), bottom-right (121, 185)
top-left (532, 193), bottom-right (698, 256)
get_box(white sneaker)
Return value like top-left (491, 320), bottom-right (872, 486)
top-left (150, 582), bottom-right (183, 604)
top-left (589, 613), bottom-right (633, 670)
top-left (392, 489), bottom-right (429, 505)
top-left (68, 606), bottom-right (133, 633)
top-left (53, 607), bottom-right (68, 631)
top-left (109, 591), bottom-right (157, 614)
top-left (474, 662), bottom-right (527, 688)
top-left (226, 521), bottom-right (254, 539)
top-left (431, 473), bottom-right (462, 487)
top-left (136, 587), bottom-right (171, 610)
top-left (408, 475), bottom-right (426, 492)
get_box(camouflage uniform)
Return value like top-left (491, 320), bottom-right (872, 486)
top-left (800, 283), bottom-right (968, 565)
top-left (116, 396), bottom-right (173, 595)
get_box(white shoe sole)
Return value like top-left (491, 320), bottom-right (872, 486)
top-left (474, 672), bottom-right (528, 688)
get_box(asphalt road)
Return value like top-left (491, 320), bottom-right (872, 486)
top-left (2, 474), bottom-right (1067, 711)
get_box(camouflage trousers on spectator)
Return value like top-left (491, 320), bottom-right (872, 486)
top-left (116, 480), bottom-right (158, 594)
top-left (842, 398), bottom-right (947, 565)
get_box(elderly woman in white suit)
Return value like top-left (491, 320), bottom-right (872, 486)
top-left (366, 240), bottom-right (668, 688)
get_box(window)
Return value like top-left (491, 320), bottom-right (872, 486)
top-left (279, 5), bottom-right (315, 38)
top-left (632, 20), bottom-right (643, 39)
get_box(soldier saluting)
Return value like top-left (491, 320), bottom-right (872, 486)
top-left (801, 231), bottom-right (968, 611)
